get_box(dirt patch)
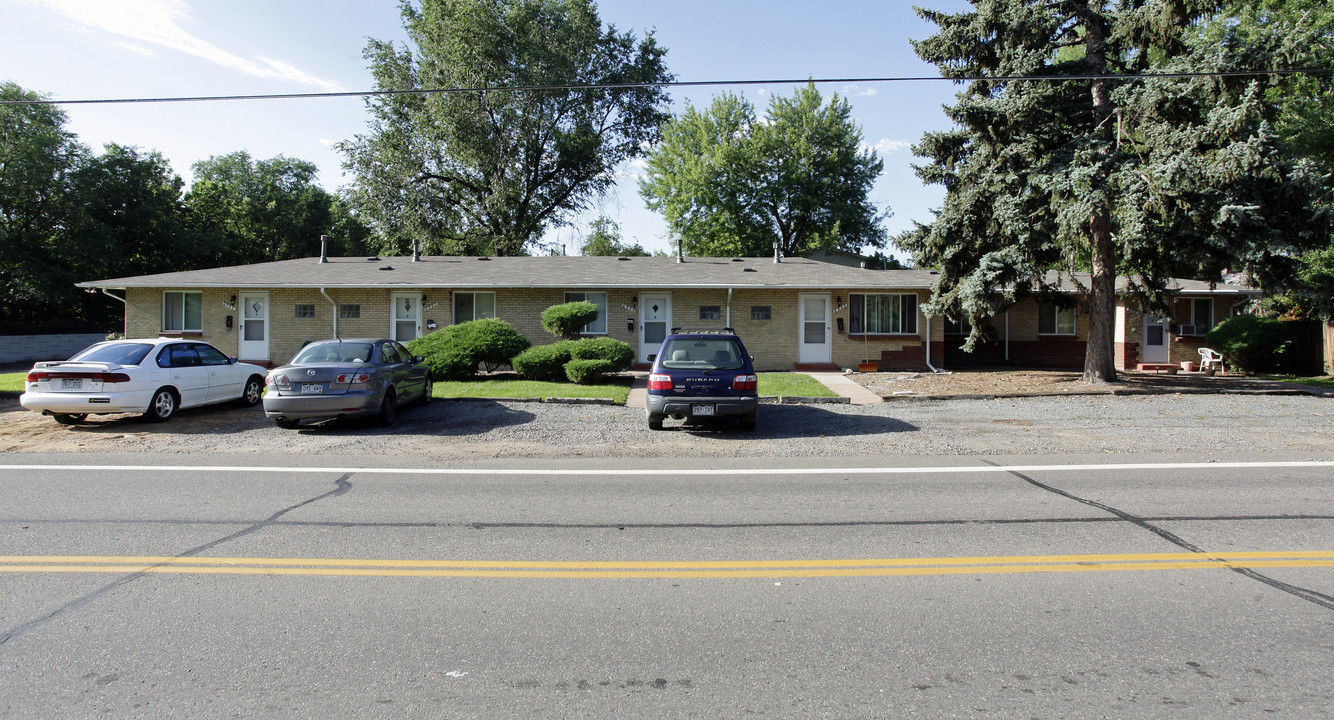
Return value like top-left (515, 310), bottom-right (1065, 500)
top-left (850, 368), bottom-right (1328, 398)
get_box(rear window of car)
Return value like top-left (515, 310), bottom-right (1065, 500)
top-left (292, 342), bottom-right (374, 364)
top-left (659, 338), bottom-right (746, 370)
top-left (69, 343), bottom-right (155, 366)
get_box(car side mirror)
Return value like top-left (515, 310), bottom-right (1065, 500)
top-left (229, 357), bottom-right (237, 364)
top-left (414, 356), bottom-right (425, 363)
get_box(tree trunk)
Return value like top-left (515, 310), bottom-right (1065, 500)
top-left (1083, 1), bottom-right (1119, 384)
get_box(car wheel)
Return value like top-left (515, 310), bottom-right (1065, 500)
top-left (144, 388), bottom-right (177, 423)
top-left (238, 375), bottom-right (264, 407)
top-left (739, 415), bottom-right (757, 432)
top-left (419, 377), bottom-right (433, 405)
top-left (377, 388), bottom-right (397, 427)
top-left (647, 413), bottom-right (664, 431)
top-left (52, 413), bottom-right (87, 425)
top-left (275, 418), bottom-right (300, 430)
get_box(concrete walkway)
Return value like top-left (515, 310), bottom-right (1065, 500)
top-left (625, 371), bottom-right (881, 409)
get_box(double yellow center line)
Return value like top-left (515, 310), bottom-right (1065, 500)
top-left (2, 552), bottom-right (1332, 579)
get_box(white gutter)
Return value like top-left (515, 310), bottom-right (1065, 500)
top-left (99, 288), bottom-right (126, 304)
top-left (320, 287), bottom-right (338, 339)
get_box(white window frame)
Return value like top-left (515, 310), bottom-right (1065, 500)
top-left (163, 291), bottom-right (202, 333)
top-left (850, 293), bottom-right (918, 335)
top-left (564, 291), bottom-right (607, 334)
top-left (1038, 303), bottom-right (1077, 336)
top-left (1189, 298), bottom-right (1214, 335)
top-left (454, 291), bottom-right (497, 323)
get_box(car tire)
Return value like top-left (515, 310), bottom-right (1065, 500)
top-left (647, 413), bottom-right (664, 431)
top-left (419, 377), bottom-right (433, 406)
top-left (377, 388), bottom-right (397, 427)
top-left (238, 375), bottom-right (264, 407)
top-left (739, 415), bottom-right (757, 432)
top-left (52, 413), bottom-right (87, 425)
top-left (275, 418), bottom-right (300, 430)
top-left (144, 388), bottom-right (177, 423)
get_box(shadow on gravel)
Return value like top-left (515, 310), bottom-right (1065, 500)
top-left (12, 403), bottom-right (267, 436)
top-left (660, 403), bottom-right (918, 438)
top-left (286, 399), bottom-right (536, 436)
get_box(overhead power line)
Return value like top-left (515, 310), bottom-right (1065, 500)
top-left (2, 68), bottom-right (1330, 107)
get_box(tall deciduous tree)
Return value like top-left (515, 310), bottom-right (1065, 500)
top-left (186, 151), bottom-right (356, 265)
top-left (342, 0), bottom-right (672, 257)
top-left (640, 83), bottom-right (887, 258)
top-left (901, 1), bottom-right (1331, 382)
top-left (0, 82), bottom-right (83, 323)
top-left (579, 216), bottom-right (648, 256)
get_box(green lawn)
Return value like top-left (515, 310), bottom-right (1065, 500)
top-left (435, 377), bottom-right (633, 404)
top-left (0, 372), bottom-right (26, 393)
top-left (758, 372), bottom-right (838, 398)
top-left (1258, 375), bottom-right (1334, 390)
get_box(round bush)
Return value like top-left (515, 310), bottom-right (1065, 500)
top-left (511, 341), bottom-right (576, 381)
top-left (565, 358), bottom-right (618, 385)
top-left (406, 318), bottom-right (530, 379)
top-left (1202, 314), bottom-right (1288, 374)
top-left (569, 337), bottom-right (633, 370)
top-left (541, 301), bottom-right (600, 339)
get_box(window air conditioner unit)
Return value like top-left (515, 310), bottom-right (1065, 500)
top-left (1177, 324), bottom-right (1196, 336)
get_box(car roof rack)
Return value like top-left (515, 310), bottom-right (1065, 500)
top-left (669, 327), bottom-right (735, 335)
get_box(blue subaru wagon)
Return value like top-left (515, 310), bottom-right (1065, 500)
top-left (645, 329), bottom-right (759, 431)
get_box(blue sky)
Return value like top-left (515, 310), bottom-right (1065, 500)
top-left (2, 0), bottom-right (972, 259)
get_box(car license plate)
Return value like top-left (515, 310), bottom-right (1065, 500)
top-left (692, 404), bottom-right (715, 416)
top-left (302, 383), bottom-right (323, 394)
top-left (61, 378), bottom-right (82, 389)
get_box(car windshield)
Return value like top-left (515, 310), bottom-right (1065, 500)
top-left (69, 342), bottom-right (155, 366)
top-left (291, 342), bottom-right (375, 364)
top-left (659, 338), bottom-right (745, 370)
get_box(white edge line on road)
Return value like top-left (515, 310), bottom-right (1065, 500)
top-left (0, 461), bottom-right (1332, 476)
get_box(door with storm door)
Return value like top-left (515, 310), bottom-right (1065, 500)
top-left (798, 293), bottom-right (831, 364)
top-left (238, 292), bottom-right (269, 363)
top-left (391, 292), bottom-right (422, 343)
top-left (1142, 315), bottom-right (1169, 364)
top-left (639, 293), bottom-right (672, 364)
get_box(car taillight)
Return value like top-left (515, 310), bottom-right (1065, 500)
top-left (648, 373), bottom-right (673, 391)
top-left (26, 372), bottom-right (45, 382)
top-left (337, 373), bottom-right (372, 384)
top-left (27, 371), bottom-right (129, 383)
top-left (98, 373), bottom-right (131, 383)
top-left (732, 374), bottom-right (758, 391)
top-left (271, 374), bottom-right (289, 386)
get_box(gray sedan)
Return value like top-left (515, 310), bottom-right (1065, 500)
top-left (262, 339), bottom-right (432, 429)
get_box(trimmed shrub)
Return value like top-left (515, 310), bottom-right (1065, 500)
top-left (541, 301), bottom-right (600, 339)
top-left (569, 336), bottom-right (634, 370)
top-left (1203, 314), bottom-right (1288, 374)
top-left (511, 341), bottom-right (576, 381)
top-left (565, 358), bottom-right (618, 385)
top-left (406, 318), bottom-right (530, 379)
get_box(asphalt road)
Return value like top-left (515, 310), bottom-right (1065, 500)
top-left (2, 453), bottom-right (1332, 718)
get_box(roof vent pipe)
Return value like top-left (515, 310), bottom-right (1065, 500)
top-left (676, 237), bottom-right (684, 263)
top-left (412, 238), bottom-right (421, 263)
top-left (773, 242), bottom-right (781, 264)
top-left (319, 235), bottom-right (329, 264)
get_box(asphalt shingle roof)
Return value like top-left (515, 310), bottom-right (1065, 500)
top-left (76, 255), bottom-right (1257, 295)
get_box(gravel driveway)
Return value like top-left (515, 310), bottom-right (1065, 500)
top-left (2, 392), bottom-right (1330, 460)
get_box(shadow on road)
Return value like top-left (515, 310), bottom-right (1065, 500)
top-left (656, 403), bottom-right (918, 438)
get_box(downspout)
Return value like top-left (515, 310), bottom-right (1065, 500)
top-left (924, 309), bottom-right (941, 373)
top-left (1005, 309), bottom-right (1010, 362)
top-left (320, 287), bottom-right (338, 339)
top-left (99, 288), bottom-right (126, 305)
top-left (726, 288), bottom-right (732, 328)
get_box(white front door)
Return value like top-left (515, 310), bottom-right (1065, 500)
top-left (1142, 315), bottom-right (1169, 363)
top-left (639, 293), bottom-right (672, 363)
top-left (238, 292), bottom-right (269, 362)
top-left (391, 292), bottom-right (422, 342)
top-left (798, 293), bottom-right (831, 364)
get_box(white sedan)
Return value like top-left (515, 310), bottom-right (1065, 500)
top-left (20, 338), bottom-right (267, 424)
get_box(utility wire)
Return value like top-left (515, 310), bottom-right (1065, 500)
top-left (2, 68), bottom-right (1331, 106)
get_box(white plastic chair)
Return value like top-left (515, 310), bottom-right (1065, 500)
top-left (1198, 347), bottom-right (1224, 374)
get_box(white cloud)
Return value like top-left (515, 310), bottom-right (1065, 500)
top-left (27, 0), bottom-right (346, 92)
top-left (844, 84), bottom-right (878, 97)
top-left (115, 41), bottom-right (156, 57)
top-left (864, 139), bottom-right (914, 155)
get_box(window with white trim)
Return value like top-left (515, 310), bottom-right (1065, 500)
top-left (944, 316), bottom-right (972, 335)
top-left (454, 292), bottom-right (496, 323)
top-left (849, 293), bottom-right (918, 335)
top-left (1038, 303), bottom-right (1076, 335)
top-left (564, 291), bottom-right (607, 334)
top-left (1188, 298), bottom-right (1214, 335)
top-left (163, 291), bottom-right (202, 332)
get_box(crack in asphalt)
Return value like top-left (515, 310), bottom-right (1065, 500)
top-left (0, 474), bottom-right (353, 646)
top-left (983, 460), bottom-right (1334, 612)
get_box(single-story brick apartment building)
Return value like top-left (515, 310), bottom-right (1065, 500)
top-left (76, 254), bottom-right (1257, 371)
